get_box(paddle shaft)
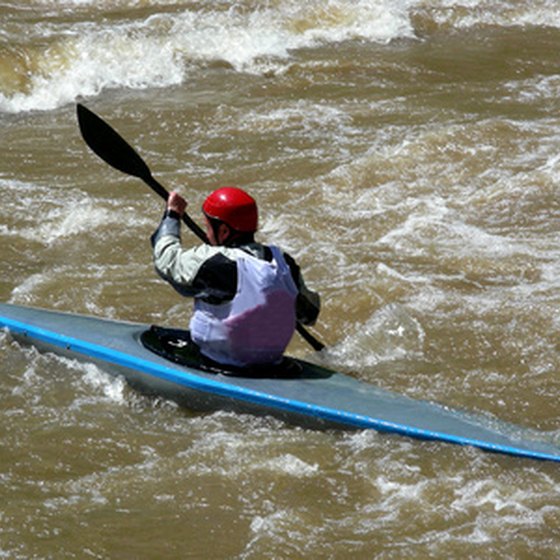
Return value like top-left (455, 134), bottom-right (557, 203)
top-left (76, 104), bottom-right (325, 352)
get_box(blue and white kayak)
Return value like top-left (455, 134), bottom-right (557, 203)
top-left (0, 302), bottom-right (559, 463)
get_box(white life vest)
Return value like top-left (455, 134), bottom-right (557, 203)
top-left (189, 246), bottom-right (298, 367)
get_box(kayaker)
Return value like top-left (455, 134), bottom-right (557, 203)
top-left (150, 187), bottom-right (320, 369)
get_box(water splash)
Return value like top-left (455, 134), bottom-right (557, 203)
top-left (328, 302), bottom-right (426, 368)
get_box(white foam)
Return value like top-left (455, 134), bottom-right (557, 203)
top-left (33, 206), bottom-right (114, 244)
top-left (10, 272), bottom-right (50, 301)
top-left (437, 0), bottom-right (560, 30)
top-left (80, 362), bottom-right (127, 404)
top-left (328, 302), bottom-right (426, 367)
top-left (238, 100), bottom-right (354, 136)
top-left (0, 21), bottom-right (185, 113)
top-left (259, 454), bottom-right (319, 477)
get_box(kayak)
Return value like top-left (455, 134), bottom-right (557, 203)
top-left (1, 302), bottom-right (559, 463)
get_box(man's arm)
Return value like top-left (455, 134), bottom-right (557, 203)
top-left (151, 212), bottom-right (238, 302)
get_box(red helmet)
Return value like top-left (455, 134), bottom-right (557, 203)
top-left (202, 187), bottom-right (258, 233)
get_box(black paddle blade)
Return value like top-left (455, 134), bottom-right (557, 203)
top-left (77, 103), bottom-right (152, 181)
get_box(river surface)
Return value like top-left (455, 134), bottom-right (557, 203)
top-left (1, 1), bottom-right (559, 558)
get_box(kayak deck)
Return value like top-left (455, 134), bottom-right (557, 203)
top-left (0, 302), bottom-right (559, 463)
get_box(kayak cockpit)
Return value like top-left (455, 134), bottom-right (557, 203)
top-left (140, 325), bottom-right (306, 379)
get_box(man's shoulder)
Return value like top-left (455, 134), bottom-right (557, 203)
top-left (178, 243), bottom-right (241, 261)
top-left (187, 242), bottom-right (292, 267)
top-left (237, 242), bottom-right (294, 263)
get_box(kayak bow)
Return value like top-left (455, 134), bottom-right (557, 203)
top-left (1, 302), bottom-right (559, 463)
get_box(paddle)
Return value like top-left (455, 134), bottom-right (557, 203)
top-left (76, 103), bottom-right (325, 352)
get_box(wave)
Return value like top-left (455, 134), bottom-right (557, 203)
top-left (415, 0), bottom-right (560, 31)
top-left (1, 0), bottom-right (558, 113)
top-left (0, 0), bottom-right (413, 113)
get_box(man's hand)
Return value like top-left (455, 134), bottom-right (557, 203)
top-left (167, 191), bottom-right (187, 217)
